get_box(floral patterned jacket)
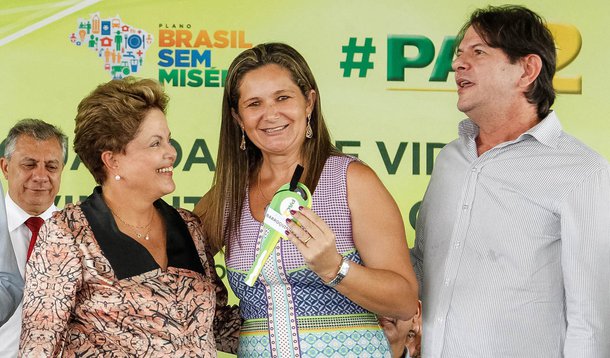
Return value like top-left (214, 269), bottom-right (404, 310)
top-left (19, 187), bottom-right (240, 357)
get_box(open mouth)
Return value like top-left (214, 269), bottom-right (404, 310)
top-left (156, 166), bottom-right (173, 173)
top-left (457, 79), bottom-right (473, 88)
top-left (262, 124), bottom-right (289, 134)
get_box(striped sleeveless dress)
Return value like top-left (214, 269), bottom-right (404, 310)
top-left (226, 155), bottom-right (391, 357)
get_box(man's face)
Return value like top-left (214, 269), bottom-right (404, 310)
top-left (452, 26), bottom-right (524, 119)
top-left (0, 135), bottom-right (64, 215)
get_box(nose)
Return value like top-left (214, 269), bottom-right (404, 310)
top-left (452, 55), bottom-right (467, 72)
top-left (265, 102), bottom-right (280, 120)
top-left (31, 164), bottom-right (49, 182)
top-left (165, 141), bottom-right (177, 164)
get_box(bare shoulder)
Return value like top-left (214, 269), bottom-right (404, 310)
top-left (346, 160), bottom-right (388, 196)
top-left (346, 160), bottom-right (402, 220)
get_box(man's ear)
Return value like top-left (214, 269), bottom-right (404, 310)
top-left (0, 157), bottom-right (9, 179)
top-left (519, 54), bottom-right (543, 89)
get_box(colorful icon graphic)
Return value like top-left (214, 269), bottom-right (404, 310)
top-left (70, 13), bottom-right (152, 79)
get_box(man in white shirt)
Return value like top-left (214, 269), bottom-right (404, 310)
top-left (0, 119), bottom-right (66, 357)
top-left (412, 5), bottom-right (610, 357)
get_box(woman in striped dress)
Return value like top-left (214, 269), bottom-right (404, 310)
top-left (196, 43), bottom-right (419, 357)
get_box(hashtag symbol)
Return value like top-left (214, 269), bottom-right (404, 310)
top-left (340, 37), bottom-right (376, 78)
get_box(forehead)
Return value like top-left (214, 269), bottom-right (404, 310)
top-left (12, 135), bottom-right (63, 158)
top-left (459, 26), bottom-right (487, 48)
top-left (239, 64), bottom-right (297, 94)
top-left (131, 108), bottom-right (169, 138)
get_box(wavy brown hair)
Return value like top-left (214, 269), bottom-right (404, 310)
top-left (197, 43), bottom-right (341, 255)
top-left (73, 77), bottom-right (168, 184)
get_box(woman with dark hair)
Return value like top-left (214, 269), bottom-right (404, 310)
top-left (19, 77), bottom-right (240, 357)
top-left (196, 43), bottom-right (418, 357)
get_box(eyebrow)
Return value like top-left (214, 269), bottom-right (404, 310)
top-left (241, 88), bottom-right (298, 103)
top-left (456, 42), bottom-right (486, 54)
top-left (274, 88), bottom-right (297, 96)
top-left (20, 158), bottom-right (61, 164)
top-left (149, 134), bottom-right (171, 141)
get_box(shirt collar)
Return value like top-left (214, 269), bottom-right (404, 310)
top-left (80, 186), bottom-right (205, 280)
top-left (458, 111), bottom-right (562, 149)
top-left (521, 111), bottom-right (562, 148)
top-left (4, 193), bottom-right (58, 232)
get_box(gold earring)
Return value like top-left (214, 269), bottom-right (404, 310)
top-left (240, 127), bottom-right (246, 151)
top-left (305, 114), bottom-right (313, 139)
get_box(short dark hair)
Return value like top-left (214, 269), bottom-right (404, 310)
top-left (73, 77), bottom-right (168, 184)
top-left (4, 118), bottom-right (67, 160)
top-left (456, 5), bottom-right (556, 119)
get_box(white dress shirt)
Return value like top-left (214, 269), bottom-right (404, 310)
top-left (0, 194), bottom-right (57, 357)
top-left (412, 112), bottom-right (610, 357)
top-left (0, 184), bottom-right (23, 328)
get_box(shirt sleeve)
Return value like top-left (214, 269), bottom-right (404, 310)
top-left (560, 165), bottom-right (610, 357)
top-left (18, 210), bottom-right (82, 357)
top-left (0, 183), bottom-right (24, 327)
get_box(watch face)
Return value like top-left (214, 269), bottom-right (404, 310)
top-left (326, 258), bottom-right (350, 287)
top-left (339, 259), bottom-right (350, 275)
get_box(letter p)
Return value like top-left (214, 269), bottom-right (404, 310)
top-left (387, 35), bottom-right (434, 81)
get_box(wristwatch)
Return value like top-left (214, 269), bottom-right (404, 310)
top-left (324, 257), bottom-right (350, 287)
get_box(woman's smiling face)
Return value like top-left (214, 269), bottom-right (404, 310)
top-left (233, 63), bottom-right (315, 158)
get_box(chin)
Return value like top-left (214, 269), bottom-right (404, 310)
top-left (456, 102), bottom-right (472, 115)
top-left (160, 184), bottom-right (176, 197)
top-left (26, 196), bottom-right (52, 207)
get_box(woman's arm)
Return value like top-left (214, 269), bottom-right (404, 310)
top-left (19, 211), bottom-right (82, 357)
top-left (287, 161), bottom-right (418, 320)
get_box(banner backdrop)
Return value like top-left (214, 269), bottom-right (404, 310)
top-left (0, 1), bottom-right (606, 356)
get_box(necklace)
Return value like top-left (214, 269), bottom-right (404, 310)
top-left (110, 208), bottom-right (154, 241)
top-left (257, 171), bottom-right (271, 203)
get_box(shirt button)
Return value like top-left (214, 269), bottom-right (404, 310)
top-left (444, 278), bottom-right (450, 286)
top-left (462, 204), bottom-right (469, 210)
top-left (437, 317), bottom-right (444, 323)
top-left (454, 241), bottom-right (461, 248)
top-left (471, 167), bottom-right (477, 172)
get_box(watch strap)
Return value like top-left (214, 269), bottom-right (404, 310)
top-left (324, 257), bottom-right (350, 287)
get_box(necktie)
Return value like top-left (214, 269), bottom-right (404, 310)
top-left (25, 217), bottom-right (45, 261)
